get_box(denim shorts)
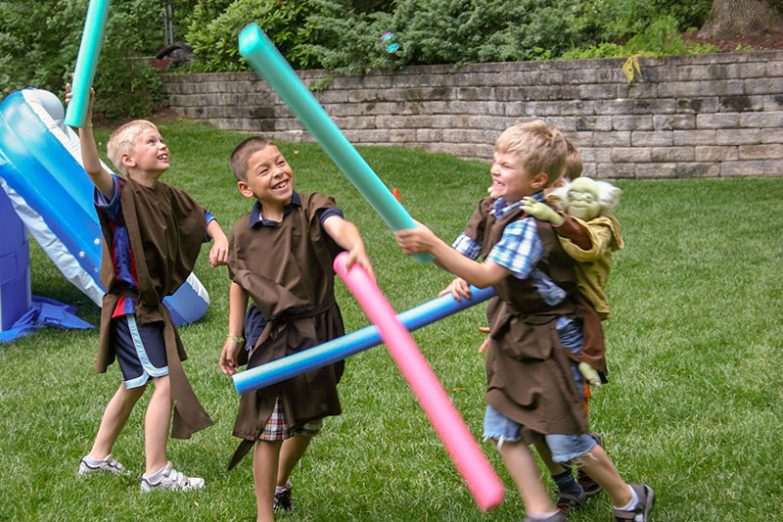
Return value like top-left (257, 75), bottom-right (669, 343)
top-left (483, 405), bottom-right (596, 462)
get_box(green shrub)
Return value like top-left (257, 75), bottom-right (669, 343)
top-left (0, 0), bottom-right (166, 121)
top-left (182, 0), bottom-right (322, 71)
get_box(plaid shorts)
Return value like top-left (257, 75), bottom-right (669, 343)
top-left (258, 396), bottom-right (323, 442)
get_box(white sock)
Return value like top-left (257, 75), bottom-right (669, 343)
top-left (143, 462), bottom-right (168, 481)
top-left (528, 511), bottom-right (559, 521)
top-left (614, 484), bottom-right (640, 511)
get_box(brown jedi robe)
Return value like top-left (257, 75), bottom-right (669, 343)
top-left (95, 176), bottom-right (213, 439)
top-left (462, 198), bottom-right (588, 443)
top-left (227, 193), bottom-right (345, 467)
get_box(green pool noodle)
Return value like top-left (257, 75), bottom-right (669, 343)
top-left (238, 23), bottom-right (432, 263)
top-left (64, 0), bottom-right (111, 128)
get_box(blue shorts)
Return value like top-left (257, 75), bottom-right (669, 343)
top-left (483, 405), bottom-right (596, 462)
top-left (111, 314), bottom-right (169, 388)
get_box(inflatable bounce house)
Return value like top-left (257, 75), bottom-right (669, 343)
top-left (0, 89), bottom-right (209, 340)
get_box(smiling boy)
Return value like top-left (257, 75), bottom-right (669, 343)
top-left (396, 121), bottom-right (653, 522)
top-left (219, 136), bottom-right (374, 521)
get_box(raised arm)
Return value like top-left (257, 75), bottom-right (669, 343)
top-left (65, 85), bottom-right (113, 197)
top-left (396, 223), bottom-right (509, 289)
top-left (322, 214), bottom-right (375, 282)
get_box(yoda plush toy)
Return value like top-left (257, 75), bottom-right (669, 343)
top-left (521, 177), bottom-right (624, 387)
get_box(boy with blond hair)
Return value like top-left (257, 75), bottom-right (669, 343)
top-left (219, 136), bottom-right (374, 521)
top-left (67, 88), bottom-right (228, 491)
top-left (396, 120), bottom-right (653, 522)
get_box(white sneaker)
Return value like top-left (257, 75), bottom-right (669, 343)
top-left (140, 461), bottom-right (205, 492)
top-left (78, 454), bottom-right (131, 476)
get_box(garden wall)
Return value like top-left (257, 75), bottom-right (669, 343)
top-left (162, 51), bottom-right (783, 179)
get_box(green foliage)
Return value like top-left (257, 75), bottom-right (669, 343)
top-left (181, 0), bottom-right (322, 71)
top-left (0, 0), bottom-right (166, 120)
top-left (563, 15), bottom-right (718, 60)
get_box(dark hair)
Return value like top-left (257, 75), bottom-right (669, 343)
top-left (230, 136), bottom-right (274, 181)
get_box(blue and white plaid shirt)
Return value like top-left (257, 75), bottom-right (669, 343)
top-left (452, 194), bottom-right (572, 330)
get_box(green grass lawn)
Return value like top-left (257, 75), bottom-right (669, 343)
top-left (1, 119), bottom-right (782, 521)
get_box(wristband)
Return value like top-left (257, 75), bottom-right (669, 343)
top-left (227, 334), bottom-right (245, 345)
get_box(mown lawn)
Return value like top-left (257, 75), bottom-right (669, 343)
top-left (1, 119), bottom-right (781, 521)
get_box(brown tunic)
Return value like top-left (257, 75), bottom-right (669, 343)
top-left (227, 192), bottom-right (345, 467)
top-left (95, 176), bottom-right (213, 439)
top-left (462, 198), bottom-right (588, 442)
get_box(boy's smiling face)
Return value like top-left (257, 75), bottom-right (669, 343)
top-left (123, 127), bottom-right (169, 179)
top-left (238, 144), bottom-right (294, 210)
top-left (489, 149), bottom-right (547, 202)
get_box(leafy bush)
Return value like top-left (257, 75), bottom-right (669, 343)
top-left (562, 15), bottom-right (718, 60)
top-left (0, 0), bottom-right (166, 121)
top-left (181, 0), bottom-right (322, 71)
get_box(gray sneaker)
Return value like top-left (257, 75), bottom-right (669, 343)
top-left (140, 461), bottom-right (205, 492)
top-left (78, 454), bottom-right (131, 476)
top-left (613, 484), bottom-right (655, 522)
top-left (523, 512), bottom-right (567, 522)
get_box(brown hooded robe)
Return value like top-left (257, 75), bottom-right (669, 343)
top-left (95, 176), bottom-right (213, 439)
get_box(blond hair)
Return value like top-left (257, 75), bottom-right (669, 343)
top-left (106, 120), bottom-right (158, 175)
top-left (229, 136), bottom-right (274, 181)
top-left (495, 120), bottom-right (567, 187)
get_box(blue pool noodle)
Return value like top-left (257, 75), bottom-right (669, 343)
top-left (232, 286), bottom-right (495, 395)
top-left (64, 0), bottom-right (111, 128)
top-left (238, 23), bottom-right (432, 263)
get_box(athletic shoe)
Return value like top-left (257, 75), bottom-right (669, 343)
top-left (523, 512), bottom-right (567, 522)
top-left (273, 482), bottom-right (293, 512)
top-left (613, 483), bottom-right (655, 521)
top-left (140, 461), bottom-right (205, 492)
top-left (78, 454), bottom-right (131, 476)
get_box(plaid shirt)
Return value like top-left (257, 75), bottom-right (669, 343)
top-left (452, 194), bottom-right (566, 306)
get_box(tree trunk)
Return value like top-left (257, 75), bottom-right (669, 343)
top-left (698, 0), bottom-right (783, 39)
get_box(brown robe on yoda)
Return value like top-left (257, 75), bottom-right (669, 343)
top-left (462, 198), bottom-right (588, 443)
top-left (227, 193), bottom-right (345, 468)
top-left (95, 176), bottom-right (213, 439)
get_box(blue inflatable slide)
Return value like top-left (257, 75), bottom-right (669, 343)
top-left (0, 89), bottom-right (209, 333)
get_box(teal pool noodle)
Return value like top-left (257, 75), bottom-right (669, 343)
top-left (238, 23), bottom-right (432, 263)
top-left (64, 0), bottom-right (111, 128)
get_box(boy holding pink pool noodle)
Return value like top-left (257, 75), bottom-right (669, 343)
top-left (219, 136), bottom-right (374, 521)
top-left (395, 121), bottom-right (654, 522)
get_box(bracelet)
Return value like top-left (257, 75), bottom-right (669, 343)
top-left (227, 334), bottom-right (245, 345)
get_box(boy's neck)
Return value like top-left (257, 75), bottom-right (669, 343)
top-left (259, 199), bottom-right (286, 222)
top-left (128, 169), bottom-right (163, 188)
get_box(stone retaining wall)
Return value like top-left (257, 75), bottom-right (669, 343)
top-left (162, 51), bottom-right (783, 178)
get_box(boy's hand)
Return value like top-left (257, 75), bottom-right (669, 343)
top-left (64, 82), bottom-right (95, 126)
top-left (437, 277), bottom-right (472, 301)
top-left (219, 337), bottom-right (243, 375)
top-left (521, 197), bottom-right (563, 226)
top-left (477, 325), bottom-right (490, 354)
top-left (578, 362), bottom-right (602, 389)
top-left (209, 234), bottom-right (229, 267)
top-left (395, 222), bottom-right (437, 255)
top-left (343, 245), bottom-right (375, 283)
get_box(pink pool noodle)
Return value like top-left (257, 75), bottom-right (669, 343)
top-left (333, 253), bottom-right (504, 511)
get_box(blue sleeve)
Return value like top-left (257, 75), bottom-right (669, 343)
top-left (318, 207), bottom-right (344, 225)
top-left (452, 233), bottom-right (482, 260)
top-left (93, 175), bottom-right (123, 224)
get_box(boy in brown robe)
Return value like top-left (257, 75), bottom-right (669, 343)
top-left (219, 137), bottom-right (374, 522)
top-left (396, 121), bottom-right (654, 522)
top-left (67, 88), bottom-right (228, 491)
